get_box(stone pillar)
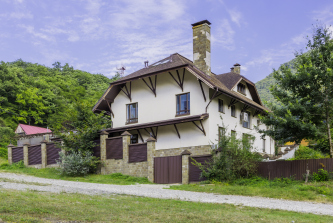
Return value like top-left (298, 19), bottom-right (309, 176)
top-left (23, 143), bottom-right (30, 167)
top-left (147, 137), bottom-right (156, 183)
top-left (181, 150), bottom-right (191, 184)
top-left (41, 140), bottom-right (48, 168)
top-left (44, 134), bottom-right (50, 142)
top-left (100, 131), bottom-right (108, 175)
top-left (7, 144), bottom-right (14, 165)
top-left (121, 131), bottom-right (131, 164)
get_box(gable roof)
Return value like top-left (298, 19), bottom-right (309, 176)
top-left (93, 53), bottom-right (268, 113)
top-left (216, 71), bottom-right (262, 105)
top-left (17, 124), bottom-right (52, 135)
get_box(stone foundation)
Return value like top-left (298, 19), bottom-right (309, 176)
top-left (155, 145), bottom-right (212, 157)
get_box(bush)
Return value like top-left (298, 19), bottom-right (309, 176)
top-left (0, 160), bottom-right (25, 169)
top-left (312, 169), bottom-right (331, 182)
top-left (290, 145), bottom-right (329, 160)
top-left (195, 131), bottom-right (262, 181)
top-left (57, 151), bottom-right (100, 176)
top-left (0, 147), bottom-right (7, 158)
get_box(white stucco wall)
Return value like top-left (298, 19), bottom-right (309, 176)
top-left (208, 90), bottom-right (274, 154)
top-left (110, 70), bottom-right (274, 154)
top-left (111, 70), bottom-right (211, 150)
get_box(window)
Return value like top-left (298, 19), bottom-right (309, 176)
top-left (231, 130), bottom-right (236, 139)
top-left (176, 93), bottom-right (190, 115)
top-left (242, 111), bottom-right (251, 128)
top-left (218, 99), bottom-right (224, 113)
top-left (126, 103), bottom-right (138, 124)
top-left (131, 134), bottom-right (138, 144)
top-left (237, 83), bottom-right (246, 95)
top-left (218, 127), bottom-right (226, 142)
top-left (263, 139), bottom-right (266, 152)
top-left (231, 105), bottom-right (236, 117)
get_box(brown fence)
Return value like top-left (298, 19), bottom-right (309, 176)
top-left (154, 156), bottom-right (182, 184)
top-left (106, 136), bottom-right (123, 159)
top-left (189, 155), bottom-right (212, 182)
top-left (12, 146), bottom-right (24, 163)
top-left (257, 158), bottom-right (333, 180)
top-left (129, 143), bottom-right (147, 163)
top-left (92, 139), bottom-right (101, 158)
top-left (28, 145), bottom-right (42, 165)
top-left (47, 143), bottom-right (61, 165)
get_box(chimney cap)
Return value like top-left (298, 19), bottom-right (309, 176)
top-left (191, 20), bottom-right (211, 27)
top-left (234, 63), bottom-right (241, 66)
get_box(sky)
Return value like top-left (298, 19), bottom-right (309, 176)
top-left (1, 0), bottom-right (333, 82)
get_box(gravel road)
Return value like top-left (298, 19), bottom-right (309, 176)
top-left (0, 172), bottom-right (333, 216)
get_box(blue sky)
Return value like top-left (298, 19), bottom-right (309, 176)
top-left (1, 0), bottom-right (333, 82)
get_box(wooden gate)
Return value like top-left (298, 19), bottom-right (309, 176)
top-left (189, 155), bottom-right (212, 182)
top-left (154, 156), bottom-right (182, 184)
top-left (12, 147), bottom-right (24, 163)
top-left (47, 143), bottom-right (61, 165)
top-left (28, 145), bottom-right (42, 165)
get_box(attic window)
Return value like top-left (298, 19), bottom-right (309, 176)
top-left (237, 83), bottom-right (246, 95)
top-left (151, 58), bottom-right (171, 67)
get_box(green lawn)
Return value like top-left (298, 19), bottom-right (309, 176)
top-left (0, 189), bottom-right (332, 222)
top-left (0, 160), bottom-right (151, 185)
top-left (0, 157), bottom-right (7, 166)
top-left (170, 177), bottom-right (333, 204)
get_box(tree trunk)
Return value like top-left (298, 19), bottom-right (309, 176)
top-left (326, 112), bottom-right (333, 158)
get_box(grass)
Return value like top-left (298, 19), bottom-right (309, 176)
top-left (0, 160), bottom-right (151, 185)
top-left (0, 189), bottom-right (332, 222)
top-left (170, 177), bottom-right (333, 204)
top-left (0, 157), bottom-right (7, 166)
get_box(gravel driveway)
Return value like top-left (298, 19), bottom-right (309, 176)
top-left (0, 172), bottom-right (333, 217)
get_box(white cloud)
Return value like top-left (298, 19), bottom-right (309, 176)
top-left (211, 19), bottom-right (235, 50)
top-left (228, 9), bottom-right (242, 27)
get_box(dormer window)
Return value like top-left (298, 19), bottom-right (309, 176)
top-left (237, 83), bottom-right (246, 95)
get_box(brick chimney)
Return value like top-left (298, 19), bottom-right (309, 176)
top-left (233, 63), bottom-right (241, 74)
top-left (192, 20), bottom-right (211, 76)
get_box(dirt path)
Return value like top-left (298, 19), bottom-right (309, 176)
top-left (0, 172), bottom-right (333, 216)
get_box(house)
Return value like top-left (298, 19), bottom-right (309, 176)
top-left (93, 20), bottom-right (274, 183)
top-left (15, 123), bottom-right (52, 146)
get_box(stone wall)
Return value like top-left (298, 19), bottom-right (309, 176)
top-left (155, 145), bottom-right (212, 157)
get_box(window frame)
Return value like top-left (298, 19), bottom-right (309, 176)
top-left (126, 103), bottom-right (138, 124)
top-left (218, 99), bottom-right (224, 113)
top-left (231, 105), bottom-right (236, 117)
top-left (176, 92), bottom-right (190, 116)
top-left (242, 111), bottom-right (251, 129)
top-left (237, 83), bottom-right (246, 95)
top-left (130, 134), bottom-right (139, 144)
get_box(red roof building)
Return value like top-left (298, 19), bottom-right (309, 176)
top-left (15, 124), bottom-right (52, 135)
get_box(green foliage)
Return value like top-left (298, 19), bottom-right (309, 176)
top-left (0, 147), bottom-right (7, 159)
top-left (0, 60), bottom-right (119, 130)
top-left (0, 160), bottom-right (25, 169)
top-left (312, 169), bottom-right (331, 182)
top-left (195, 131), bottom-right (262, 181)
top-left (54, 102), bottom-right (110, 154)
top-left (259, 25), bottom-right (333, 157)
top-left (57, 151), bottom-right (100, 176)
top-left (289, 145), bottom-right (329, 160)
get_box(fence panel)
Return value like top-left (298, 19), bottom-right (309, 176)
top-left (129, 143), bottom-right (147, 163)
top-left (12, 147), bottom-right (24, 163)
top-left (189, 155), bottom-right (212, 182)
top-left (28, 145), bottom-right (42, 165)
top-left (258, 158), bottom-right (333, 180)
top-left (47, 143), bottom-right (61, 165)
top-left (154, 156), bottom-right (182, 184)
top-left (106, 137), bottom-right (123, 159)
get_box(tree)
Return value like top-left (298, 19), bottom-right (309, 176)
top-left (259, 25), bottom-right (333, 158)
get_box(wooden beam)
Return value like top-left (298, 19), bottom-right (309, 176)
top-left (192, 120), bottom-right (206, 136)
top-left (174, 124), bottom-right (180, 139)
top-left (137, 129), bottom-right (144, 143)
top-left (253, 109), bottom-right (261, 117)
top-left (198, 80), bottom-right (206, 102)
top-left (169, 70), bottom-right (184, 91)
top-left (142, 75), bottom-right (157, 96)
top-left (106, 100), bottom-right (114, 118)
top-left (228, 98), bottom-right (238, 108)
top-left (241, 104), bottom-right (251, 113)
top-left (121, 82), bottom-right (132, 101)
top-left (205, 89), bottom-right (223, 112)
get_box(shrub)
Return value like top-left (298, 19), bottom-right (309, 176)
top-left (0, 147), bottom-right (7, 159)
top-left (57, 151), bottom-right (100, 176)
top-left (312, 169), bottom-right (330, 182)
top-left (290, 145), bottom-right (328, 160)
top-left (194, 131), bottom-right (262, 181)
